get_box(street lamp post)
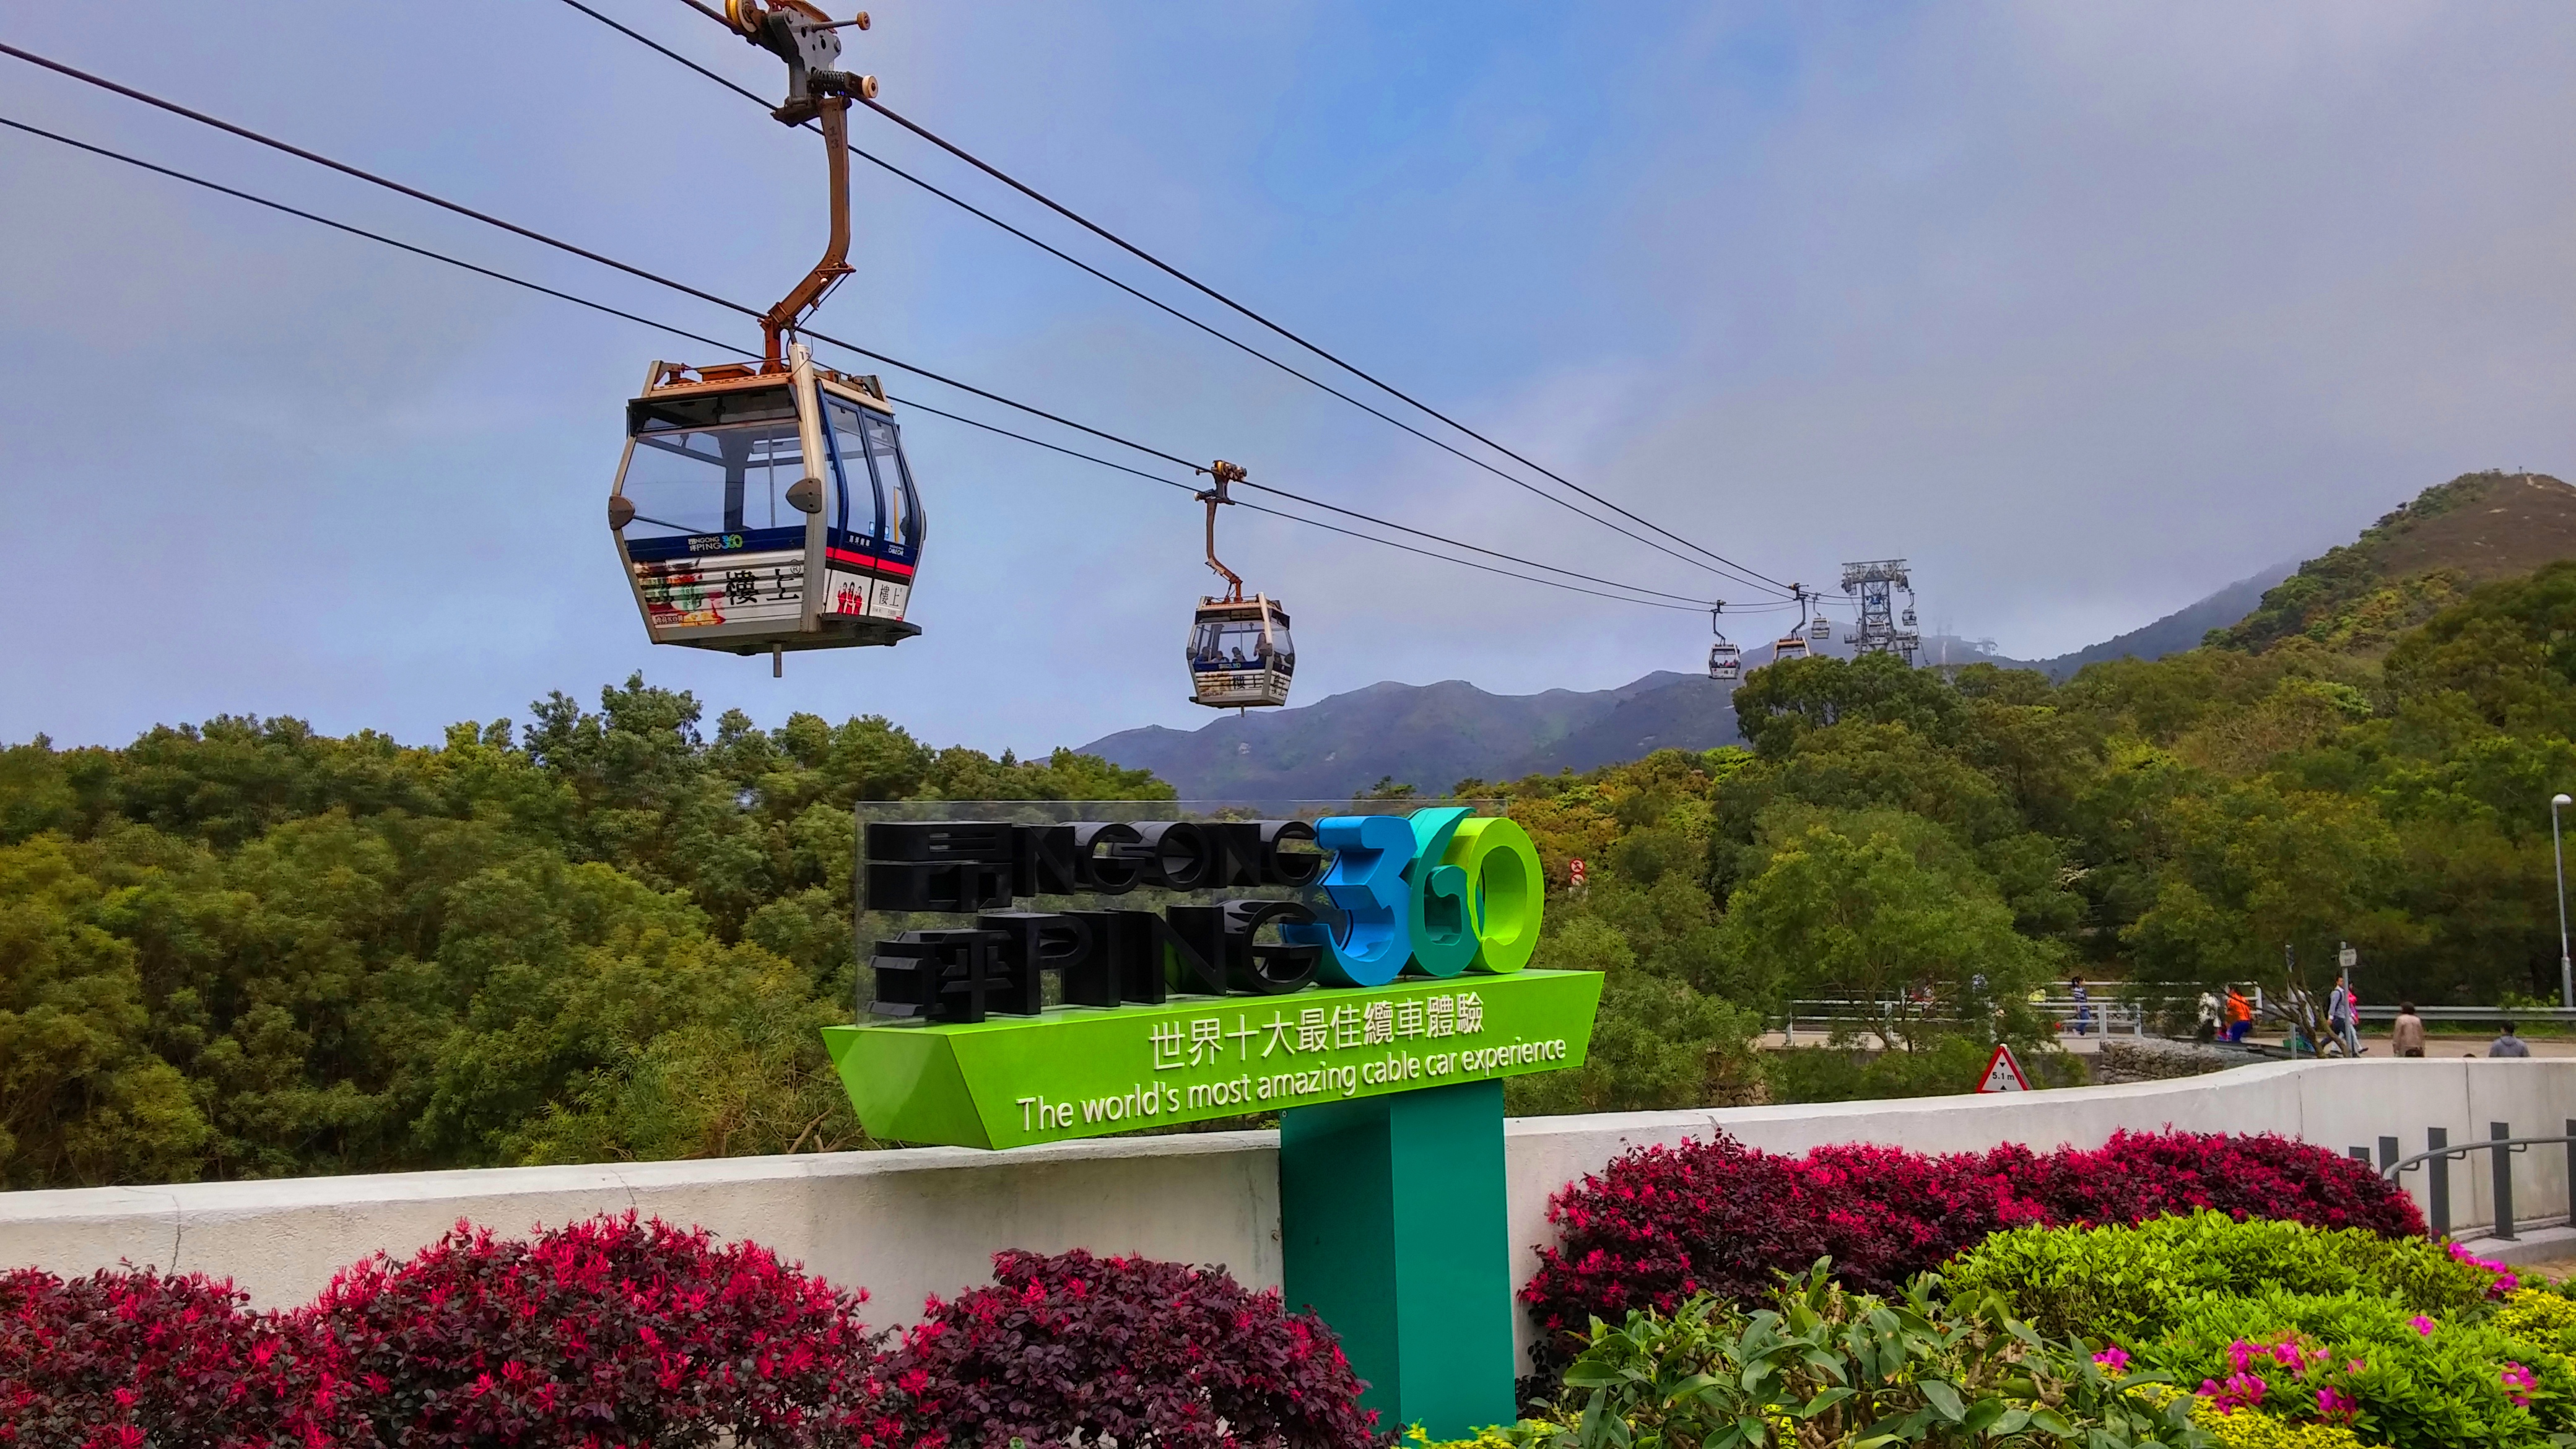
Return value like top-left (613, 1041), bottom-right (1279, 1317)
top-left (2554, 794), bottom-right (2574, 1009)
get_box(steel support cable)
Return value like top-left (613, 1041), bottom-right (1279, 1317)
top-left (0, 114), bottom-right (741, 360)
top-left (0, 39), bottom-right (1203, 475)
top-left (554, 0), bottom-right (1777, 598)
top-left (0, 108), bottom-right (1702, 614)
top-left (2, 37), bottom-right (1720, 604)
top-left (891, 393), bottom-right (1699, 609)
top-left (669, 0), bottom-right (1795, 594)
top-left (861, 88), bottom-right (1803, 592)
top-left (848, 85), bottom-right (1796, 591)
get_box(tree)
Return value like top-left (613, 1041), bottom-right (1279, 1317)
top-left (0, 676), bottom-right (1168, 1188)
top-left (2120, 782), bottom-right (2416, 1002)
top-left (1730, 652), bottom-right (1967, 758)
top-left (1717, 810), bottom-right (2058, 1051)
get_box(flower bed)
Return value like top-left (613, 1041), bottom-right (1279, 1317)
top-left (0, 1216), bottom-right (1373, 1448)
top-left (1522, 1129), bottom-right (2422, 1377)
top-left (1951, 1214), bottom-right (2572, 1448)
top-left (873, 1248), bottom-right (1377, 1449)
top-left (1450, 1216), bottom-right (2568, 1448)
top-left (1437, 1263), bottom-right (2203, 1448)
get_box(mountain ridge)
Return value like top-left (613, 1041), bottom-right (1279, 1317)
top-left (1079, 671), bottom-right (1741, 798)
top-left (2221, 470), bottom-right (2576, 654)
top-left (1081, 469), bottom-right (2576, 796)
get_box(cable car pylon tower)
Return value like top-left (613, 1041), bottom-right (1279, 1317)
top-left (1839, 559), bottom-right (1920, 664)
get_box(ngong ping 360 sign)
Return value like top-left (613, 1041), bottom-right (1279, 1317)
top-left (821, 807), bottom-right (1600, 1149)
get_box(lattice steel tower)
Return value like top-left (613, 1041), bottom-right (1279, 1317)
top-left (1840, 559), bottom-right (1921, 664)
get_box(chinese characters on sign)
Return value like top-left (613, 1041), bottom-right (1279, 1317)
top-left (1153, 993), bottom-right (1487, 1071)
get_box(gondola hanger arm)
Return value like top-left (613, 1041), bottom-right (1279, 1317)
top-left (728, 0), bottom-right (880, 364)
top-left (1198, 459), bottom-right (1247, 603)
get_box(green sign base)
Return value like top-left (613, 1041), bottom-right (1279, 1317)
top-left (820, 964), bottom-right (1596, 1440)
top-left (1282, 1078), bottom-right (1515, 1439)
top-left (823, 970), bottom-right (1601, 1149)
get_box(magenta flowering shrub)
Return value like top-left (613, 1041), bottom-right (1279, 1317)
top-left (2029, 1130), bottom-right (2427, 1237)
top-left (0, 1228), bottom-right (1382, 1448)
top-left (876, 1248), bottom-right (1379, 1449)
top-left (1523, 1128), bottom-right (2425, 1375)
top-left (307, 1212), bottom-right (881, 1448)
top-left (0, 1264), bottom-right (349, 1448)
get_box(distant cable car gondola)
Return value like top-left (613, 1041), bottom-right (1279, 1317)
top-left (606, 1), bottom-right (924, 674)
top-left (1707, 604), bottom-right (1741, 681)
top-left (1809, 615), bottom-right (1832, 642)
top-left (1765, 586), bottom-right (1814, 665)
top-left (1186, 461), bottom-right (1295, 710)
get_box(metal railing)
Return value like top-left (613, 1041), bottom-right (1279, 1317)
top-left (2354, 1006), bottom-right (2576, 1024)
top-left (1780, 997), bottom-right (2176, 1044)
top-left (2357, 1119), bottom-right (2576, 1240)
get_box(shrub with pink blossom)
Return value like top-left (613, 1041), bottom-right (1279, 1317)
top-left (872, 1248), bottom-right (1379, 1449)
top-left (1524, 1128), bottom-right (2424, 1375)
top-left (305, 1213), bottom-right (882, 1447)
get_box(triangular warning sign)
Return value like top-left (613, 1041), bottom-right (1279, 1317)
top-left (1975, 1043), bottom-right (2031, 1094)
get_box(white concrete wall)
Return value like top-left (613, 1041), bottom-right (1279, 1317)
top-left (0, 1134), bottom-right (1281, 1327)
top-left (4, 1060), bottom-right (2569, 1365)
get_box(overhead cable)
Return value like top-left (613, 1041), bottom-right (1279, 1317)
top-left (685, 0), bottom-right (1798, 594)
top-left (846, 97), bottom-right (1795, 591)
top-left (0, 110), bottom-right (1701, 614)
top-left (0, 39), bottom-right (1201, 476)
top-left (896, 392), bottom-right (1702, 610)
top-left (552, 0), bottom-right (1783, 598)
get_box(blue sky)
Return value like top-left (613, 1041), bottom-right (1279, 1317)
top-left (3, 1), bottom-right (2572, 754)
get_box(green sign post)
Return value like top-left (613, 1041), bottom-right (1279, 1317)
top-left (828, 808), bottom-right (1598, 1437)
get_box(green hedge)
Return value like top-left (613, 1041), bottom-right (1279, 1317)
top-left (1946, 1213), bottom-right (2569, 1449)
top-left (1943, 1212), bottom-right (2494, 1342)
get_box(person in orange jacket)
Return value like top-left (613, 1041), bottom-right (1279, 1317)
top-left (2224, 986), bottom-right (2255, 1043)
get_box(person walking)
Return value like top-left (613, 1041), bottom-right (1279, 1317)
top-left (2491, 1021), bottom-right (2533, 1058)
top-left (2328, 977), bottom-right (2362, 1058)
top-left (2069, 975), bottom-right (2092, 1037)
top-left (2224, 986), bottom-right (2254, 1043)
top-left (2392, 1002), bottom-right (2426, 1058)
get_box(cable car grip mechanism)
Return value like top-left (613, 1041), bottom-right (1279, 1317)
top-left (1197, 460), bottom-right (1248, 604)
top-left (727, 1), bottom-right (880, 365)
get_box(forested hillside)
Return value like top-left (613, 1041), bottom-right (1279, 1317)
top-left (1500, 553), bottom-right (2576, 1116)
top-left (10, 477), bottom-right (2576, 1188)
top-left (0, 679), bottom-right (1168, 1189)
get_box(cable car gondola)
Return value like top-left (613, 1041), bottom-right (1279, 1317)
top-left (606, 1), bottom-right (924, 673)
top-left (1767, 586), bottom-right (1813, 664)
top-left (1809, 615), bottom-right (1832, 642)
top-left (1707, 604), bottom-right (1741, 681)
top-left (1186, 461), bottom-right (1296, 709)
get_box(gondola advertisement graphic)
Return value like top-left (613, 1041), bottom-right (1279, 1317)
top-left (825, 807), bottom-right (1600, 1149)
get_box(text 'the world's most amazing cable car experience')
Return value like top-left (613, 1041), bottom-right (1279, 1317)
top-left (1186, 461), bottom-right (1296, 710)
top-left (607, 1), bottom-right (924, 674)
